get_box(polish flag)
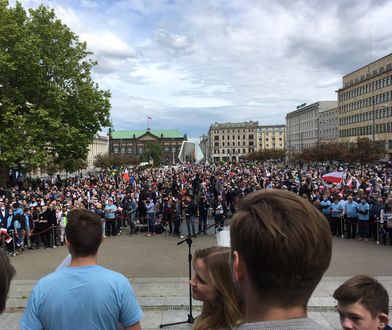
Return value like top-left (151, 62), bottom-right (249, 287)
top-left (5, 236), bottom-right (12, 244)
top-left (0, 228), bottom-right (7, 234)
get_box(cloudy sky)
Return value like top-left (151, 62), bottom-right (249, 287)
top-left (13, 0), bottom-right (392, 139)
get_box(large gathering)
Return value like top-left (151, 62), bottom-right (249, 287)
top-left (1, 161), bottom-right (392, 254)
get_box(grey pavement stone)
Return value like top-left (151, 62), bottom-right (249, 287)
top-left (320, 312), bottom-right (342, 330)
top-left (0, 313), bottom-right (22, 330)
top-left (308, 312), bottom-right (335, 330)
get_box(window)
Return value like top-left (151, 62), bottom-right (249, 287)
top-left (214, 135), bottom-right (219, 140)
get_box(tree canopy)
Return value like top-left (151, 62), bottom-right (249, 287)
top-left (246, 149), bottom-right (286, 162)
top-left (291, 138), bottom-right (384, 163)
top-left (0, 1), bottom-right (111, 174)
top-left (142, 143), bottom-right (162, 165)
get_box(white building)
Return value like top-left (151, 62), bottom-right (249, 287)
top-left (208, 121), bottom-right (258, 162)
top-left (286, 101), bottom-right (337, 152)
top-left (199, 134), bottom-right (210, 162)
top-left (319, 106), bottom-right (339, 143)
top-left (86, 134), bottom-right (109, 170)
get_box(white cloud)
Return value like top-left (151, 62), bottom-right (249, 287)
top-left (80, 30), bottom-right (136, 59)
top-left (8, 0), bottom-right (392, 139)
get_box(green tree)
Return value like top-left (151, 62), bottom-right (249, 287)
top-left (294, 138), bottom-right (383, 163)
top-left (94, 153), bottom-right (139, 169)
top-left (142, 143), bottom-right (162, 165)
top-left (0, 1), bottom-right (111, 176)
top-left (247, 149), bottom-right (286, 162)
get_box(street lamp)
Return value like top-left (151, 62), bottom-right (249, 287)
top-left (171, 148), bottom-right (175, 165)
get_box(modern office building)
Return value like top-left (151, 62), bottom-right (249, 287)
top-left (286, 101), bottom-right (337, 152)
top-left (258, 125), bottom-right (286, 150)
top-left (337, 53), bottom-right (392, 159)
top-left (109, 129), bottom-right (187, 165)
top-left (318, 106), bottom-right (339, 143)
top-left (208, 121), bottom-right (258, 162)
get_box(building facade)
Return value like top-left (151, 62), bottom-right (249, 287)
top-left (286, 101), bottom-right (337, 152)
top-left (337, 53), bottom-right (392, 159)
top-left (318, 107), bottom-right (339, 143)
top-left (86, 135), bottom-right (109, 170)
top-left (208, 121), bottom-right (258, 162)
top-left (257, 125), bottom-right (286, 150)
top-left (109, 129), bottom-right (187, 165)
top-left (199, 134), bottom-right (210, 162)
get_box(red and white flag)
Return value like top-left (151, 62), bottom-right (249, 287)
top-left (0, 228), bottom-right (7, 235)
top-left (5, 236), bottom-right (12, 244)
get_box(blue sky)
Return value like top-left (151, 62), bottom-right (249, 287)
top-left (13, 0), bottom-right (392, 139)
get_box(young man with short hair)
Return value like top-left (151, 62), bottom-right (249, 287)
top-left (333, 275), bottom-right (391, 330)
top-left (20, 208), bottom-right (142, 330)
top-left (230, 189), bottom-right (332, 329)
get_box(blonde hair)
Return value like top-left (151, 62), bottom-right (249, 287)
top-left (192, 246), bottom-right (242, 330)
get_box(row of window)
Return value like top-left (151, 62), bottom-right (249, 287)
top-left (340, 74), bottom-right (392, 101)
top-left (288, 130), bottom-right (317, 140)
top-left (213, 134), bottom-right (255, 141)
top-left (113, 146), bottom-right (177, 154)
top-left (339, 91), bottom-right (392, 113)
top-left (265, 144), bottom-right (284, 148)
top-left (265, 137), bottom-right (283, 141)
top-left (288, 120), bottom-right (318, 132)
top-left (339, 122), bottom-right (392, 137)
top-left (260, 130), bottom-right (285, 133)
top-left (214, 141), bottom-right (254, 147)
top-left (339, 106), bottom-right (392, 126)
top-left (213, 148), bottom-right (255, 154)
top-left (213, 129), bottom-right (255, 134)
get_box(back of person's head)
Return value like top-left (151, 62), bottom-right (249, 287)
top-left (333, 275), bottom-right (389, 318)
top-left (230, 189), bottom-right (332, 308)
top-left (193, 246), bottom-right (242, 330)
top-left (65, 208), bottom-right (103, 258)
top-left (0, 249), bottom-right (16, 313)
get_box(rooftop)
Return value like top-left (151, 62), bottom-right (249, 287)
top-left (111, 129), bottom-right (185, 139)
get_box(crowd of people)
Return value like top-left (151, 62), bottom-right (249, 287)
top-left (1, 161), bottom-right (392, 257)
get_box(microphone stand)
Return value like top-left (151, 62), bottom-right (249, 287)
top-left (159, 221), bottom-right (217, 328)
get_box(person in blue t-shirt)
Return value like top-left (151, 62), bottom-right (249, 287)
top-left (20, 208), bottom-right (143, 330)
top-left (357, 196), bottom-right (370, 241)
top-left (344, 195), bottom-right (359, 239)
top-left (104, 198), bottom-right (117, 237)
top-left (330, 195), bottom-right (343, 236)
